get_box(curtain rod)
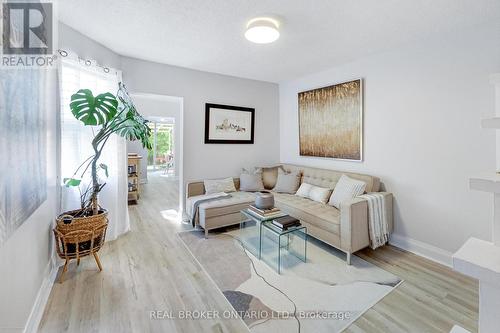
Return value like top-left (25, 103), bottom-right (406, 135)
top-left (58, 49), bottom-right (116, 74)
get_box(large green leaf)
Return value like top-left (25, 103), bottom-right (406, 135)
top-left (63, 178), bottom-right (81, 187)
top-left (70, 89), bottom-right (118, 125)
top-left (110, 83), bottom-right (153, 150)
top-left (114, 116), bottom-right (153, 150)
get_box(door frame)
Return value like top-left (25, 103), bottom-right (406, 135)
top-left (130, 92), bottom-right (184, 213)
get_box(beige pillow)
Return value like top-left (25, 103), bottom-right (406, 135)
top-left (261, 165), bottom-right (284, 189)
top-left (239, 168), bottom-right (265, 192)
top-left (309, 185), bottom-right (332, 204)
top-left (273, 169), bottom-right (301, 194)
top-left (204, 177), bottom-right (236, 194)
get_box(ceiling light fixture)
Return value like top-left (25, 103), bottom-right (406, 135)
top-left (245, 17), bottom-right (280, 44)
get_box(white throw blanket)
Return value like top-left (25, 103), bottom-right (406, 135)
top-left (358, 193), bottom-right (389, 249)
top-left (186, 192), bottom-right (230, 226)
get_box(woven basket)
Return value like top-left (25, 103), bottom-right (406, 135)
top-left (54, 209), bottom-right (108, 259)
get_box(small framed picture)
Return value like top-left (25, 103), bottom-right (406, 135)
top-left (204, 103), bottom-right (255, 144)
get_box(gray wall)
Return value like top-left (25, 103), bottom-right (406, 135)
top-left (121, 57), bottom-right (281, 184)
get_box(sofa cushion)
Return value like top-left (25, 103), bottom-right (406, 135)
top-left (281, 164), bottom-right (380, 193)
top-left (273, 193), bottom-right (340, 235)
top-left (197, 191), bottom-right (256, 219)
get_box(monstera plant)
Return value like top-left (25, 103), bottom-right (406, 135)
top-left (63, 82), bottom-right (152, 217)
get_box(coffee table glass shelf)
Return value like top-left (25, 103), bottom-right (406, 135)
top-left (239, 209), bottom-right (307, 274)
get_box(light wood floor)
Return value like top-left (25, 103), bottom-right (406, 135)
top-left (39, 172), bottom-right (478, 332)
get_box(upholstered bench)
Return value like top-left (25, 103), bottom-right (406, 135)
top-left (186, 182), bottom-right (256, 237)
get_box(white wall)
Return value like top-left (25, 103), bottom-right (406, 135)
top-left (279, 23), bottom-right (500, 264)
top-left (121, 57), bottom-right (280, 186)
top-left (0, 71), bottom-right (58, 331)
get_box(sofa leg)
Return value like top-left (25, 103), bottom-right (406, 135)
top-left (346, 252), bottom-right (351, 265)
top-left (204, 228), bottom-right (208, 239)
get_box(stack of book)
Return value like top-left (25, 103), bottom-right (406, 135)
top-left (247, 205), bottom-right (282, 220)
top-left (272, 216), bottom-right (301, 231)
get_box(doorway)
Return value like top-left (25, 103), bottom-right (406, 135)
top-left (128, 93), bottom-right (184, 215)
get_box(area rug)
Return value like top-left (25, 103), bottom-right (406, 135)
top-left (178, 227), bottom-right (402, 333)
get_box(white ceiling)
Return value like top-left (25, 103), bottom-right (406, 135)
top-left (58, 0), bottom-right (500, 83)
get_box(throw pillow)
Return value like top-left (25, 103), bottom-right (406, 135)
top-left (328, 175), bottom-right (367, 209)
top-left (309, 185), bottom-right (333, 204)
top-left (273, 169), bottom-right (301, 194)
top-left (239, 168), bottom-right (265, 192)
top-left (295, 182), bottom-right (313, 198)
top-left (204, 177), bottom-right (236, 195)
top-left (261, 165), bottom-right (285, 189)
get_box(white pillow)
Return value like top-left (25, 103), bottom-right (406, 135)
top-left (296, 183), bottom-right (332, 203)
top-left (295, 183), bottom-right (313, 198)
top-left (204, 177), bottom-right (236, 194)
top-left (309, 186), bottom-right (332, 204)
top-left (328, 175), bottom-right (366, 209)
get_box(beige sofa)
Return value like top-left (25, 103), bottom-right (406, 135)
top-left (186, 164), bottom-right (393, 264)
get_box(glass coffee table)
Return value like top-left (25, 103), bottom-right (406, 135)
top-left (239, 209), bottom-right (307, 274)
top-left (239, 209), bottom-right (286, 258)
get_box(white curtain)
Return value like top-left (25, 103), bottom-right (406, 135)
top-left (59, 54), bottom-right (130, 241)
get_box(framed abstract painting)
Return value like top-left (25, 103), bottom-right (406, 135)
top-left (205, 103), bottom-right (255, 144)
top-left (0, 70), bottom-right (47, 247)
top-left (298, 79), bottom-right (363, 161)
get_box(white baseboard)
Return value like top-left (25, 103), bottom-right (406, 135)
top-left (389, 234), bottom-right (453, 267)
top-left (24, 257), bottom-right (58, 333)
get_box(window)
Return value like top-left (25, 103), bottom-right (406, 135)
top-left (59, 58), bottom-right (129, 240)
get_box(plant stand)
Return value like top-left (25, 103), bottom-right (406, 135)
top-left (53, 210), bottom-right (108, 283)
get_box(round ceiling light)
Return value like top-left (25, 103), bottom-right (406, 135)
top-left (245, 17), bottom-right (280, 44)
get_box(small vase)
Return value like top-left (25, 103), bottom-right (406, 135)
top-left (255, 191), bottom-right (274, 210)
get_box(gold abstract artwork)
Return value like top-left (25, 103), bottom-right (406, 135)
top-left (298, 79), bottom-right (362, 160)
